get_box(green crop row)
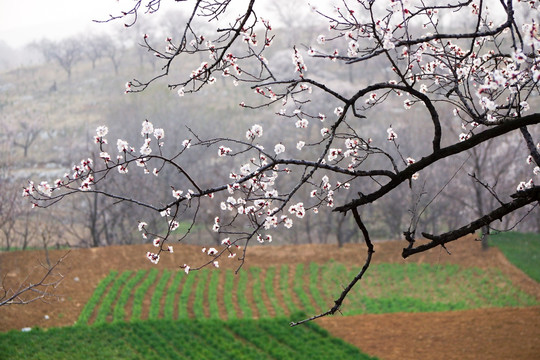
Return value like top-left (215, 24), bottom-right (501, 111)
top-left (264, 266), bottom-right (286, 317)
top-left (80, 261), bottom-right (537, 325)
top-left (193, 269), bottom-right (209, 318)
top-left (163, 271), bottom-right (183, 319)
top-left (113, 270), bottom-right (147, 322)
top-left (223, 269), bottom-right (237, 319)
top-left (148, 270), bottom-right (172, 319)
top-left (76, 270), bottom-right (118, 325)
top-left (177, 269), bottom-right (195, 319)
top-left (237, 268), bottom-right (252, 318)
top-left (131, 269), bottom-right (159, 321)
top-left (94, 270), bottom-right (133, 325)
top-left (293, 263), bottom-right (316, 314)
top-left (250, 267), bottom-right (269, 318)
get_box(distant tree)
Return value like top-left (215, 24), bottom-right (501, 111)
top-left (102, 35), bottom-right (123, 75)
top-left (0, 180), bottom-right (20, 251)
top-left (12, 119), bottom-right (40, 158)
top-left (37, 37), bottom-right (82, 79)
top-left (25, 0), bottom-right (540, 324)
top-left (83, 35), bottom-right (105, 69)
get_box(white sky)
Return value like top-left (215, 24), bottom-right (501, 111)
top-left (0, 0), bottom-right (171, 49)
top-left (0, 0), bottom-right (318, 49)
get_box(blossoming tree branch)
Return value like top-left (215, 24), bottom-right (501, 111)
top-left (24, 0), bottom-right (539, 324)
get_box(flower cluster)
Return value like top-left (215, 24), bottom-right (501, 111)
top-left (292, 46), bottom-right (307, 76)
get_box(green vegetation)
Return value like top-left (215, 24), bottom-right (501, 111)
top-left (250, 267), bottom-right (269, 318)
top-left (177, 270), bottom-right (196, 319)
top-left (113, 270), bottom-right (147, 322)
top-left (76, 270), bottom-right (118, 325)
top-left (163, 271), bottom-right (183, 319)
top-left (208, 270), bottom-right (221, 319)
top-left (131, 269), bottom-right (159, 321)
top-left (80, 261), bottom-right (537, 325)
top-left (293, 263), bottom-right (316, 314)
top-left (330, 263), bottom-right (537, 315)
top-left (309, 262), bottom-right (327, 312)
top-left (223, 269), bottom-right (237, 320)
top-left (9, 255), bottom-right (539, 360)
top-left (94, 271), bottom-right (133, 325)
top-left (264, 266), bottom-right (286, 317)
top-left (193, 269), bottom-right (209, 318)
top-left (237, 269), bottom-right (252, 318)
top-left (490, 231), bottom-right (540, 282)
top-left (0, 318), bottom-right (376, 360)
top-left (280, 264), bottom-right (298, 313)
top-left (148, 270), bottom-right (172, 319)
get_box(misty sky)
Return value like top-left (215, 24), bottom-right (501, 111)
top-left (0, 0), bottom-right (274, 49)
top-left (0, 0), bottom-right (171, 49)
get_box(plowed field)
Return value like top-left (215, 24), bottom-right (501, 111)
top-left (1, 235), bottom-right (539, 359)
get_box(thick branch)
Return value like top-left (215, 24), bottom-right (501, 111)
top-left (402, 186), bottom-right (540, 258)
top-left (520, 127), bottom-right (540, 167)
top-left (336, 113), bottom-right (540, 213)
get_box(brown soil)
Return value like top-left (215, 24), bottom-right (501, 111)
top-left (215, 270), bottom-right (228, 320)
top-left (245, 270), bottom-right (258, 319)
top-left (271, 266), bottom-right (288, 316)
top-left (319, 306), bottom-right (540, 360)
top-left (1, 235), bottom-right (539, 360)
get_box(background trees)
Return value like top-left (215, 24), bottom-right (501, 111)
top-left (36, 37), bottom-right (82, 80)
top-left (15, 0), bottom-right (540, 322)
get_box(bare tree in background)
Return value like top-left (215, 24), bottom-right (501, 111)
top-left (12, 118), bottom-right (41, 158)
top-left (26, 0), bottom-right (540, 324)
top-left (84, 35), bottom-right (105, 70)
top-left (102, 35), bottom-right (123, 75)
top-left (37, 38), bottom-right (82, 80)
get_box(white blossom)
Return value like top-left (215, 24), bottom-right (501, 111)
top-left (274, 143), bottom-right (285, 155)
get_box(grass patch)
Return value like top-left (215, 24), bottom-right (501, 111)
top-left (325, 262), bottom-right (537, 315)
top-left (309, 262), bottom-right (327, 312)
top-left (490, 231), bottom-right (540, 282)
